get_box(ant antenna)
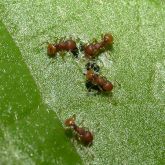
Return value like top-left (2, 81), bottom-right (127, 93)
top-left (42, 59), bottom-right (55, 70)
top-left (54, 36), bottom-right (58, 41)
top-left (76, 37), bottom-right (81, 43)
top-left (92, 38), bottom-right (98, 44)
top-left (40, 41), bottom-right (49, 46)
top-left (59, 36), bottom-right (66, 42)
top-left (72, 114), bottom-right (76, 121)
top-left (114, 80), bottom-right (121, 89)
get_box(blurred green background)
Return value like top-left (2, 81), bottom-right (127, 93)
top-left (0, 0), bottom-right (165, 164)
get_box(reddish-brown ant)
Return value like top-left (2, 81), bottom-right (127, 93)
top-left (65, 115), bottom-right (93, 146)
top-left (81, 33), bottom-right (113, 59)
top-left (47, 39), bottom-right (79, 58)
top-left (85, 69), bottom-right (113, 92)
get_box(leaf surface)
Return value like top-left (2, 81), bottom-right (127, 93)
top-left (0, 20), bottom-right (82, 165)
top-left (0, 0), bottom-right (165, 164)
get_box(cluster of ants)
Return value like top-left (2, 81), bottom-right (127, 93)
top-left (47, 33), bottom-right (114, 146)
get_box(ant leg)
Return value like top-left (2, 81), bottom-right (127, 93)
top-left (59, 37), bottom-right (63, 42)
top-left (40, 41), bottom-right (49, 45)
top-left (68, 35), bottom-right (73, 40)
top-left (45, 59), bottom-right (55, 68)
top-left (74, 79), bottom-right (96, 95)
top-left (76, 81), bottom-right (100, 96)
top-left (100, 75), bottom-right (107, 81)
top-left (75, 79), bottom-right (92, 95)
top-left (73, 58), bottom-right (87, 75)
top-left (80, 56), bottom-right (88, 62)
top-left (84, 146), bottom-right (95, 161)
top-left (104, 51), bottom-right (113, 61)
top-left (75, 37), bottom-right (84, 54)
top-left (95, 122), bottom-right (101, 132)
top-left (75, 79), bottom-right (85, 85)
top-left (59, 51), bottom-right (66, 62)
top-left (114, 80), bottom-right (121, 89)
top-left (87, 91), bottom-right (97, 96)
top-left (70, 132), bottom-right (77, 144)
top-left (76, 37), bottom-right (81, 43)
top-left (87, 89), bottom-right (99, 96)
top-left (41, 58), bottom-right (56, 72)
top-left (40, 41), bottom-right (49, 48)
top-left (59, 36), bottom-right (66, 42)
top-left (81, 126), bottom-right (90, 131)
top-left (92, 38), bottom-right (97, 44)
top-left (71, 48), bottom-right (79, 58)
top-left (72, 114), bottom-right (76, 121)
top-left (79, 120), bottom-right (84, 127)
top-left (53, 37), bottom-right (58, 43)
top-left (79, 42), bottom-right (85, 52)
top-left (97, 57), bottom-right (105, 69)
top-left (98, 85), bottom-right (103, 92)
top-left (101, 33), bottom-right (104, 39)
top-left (70, 137), bottom-right (75, 144)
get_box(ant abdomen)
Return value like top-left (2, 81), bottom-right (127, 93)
top-left (102, 81), bottom-right (113, 91)
top-left (80, 131), bottom-right (93, 145)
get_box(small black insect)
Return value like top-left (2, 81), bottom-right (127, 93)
top-left (85, 81), bottom-right (102, 92)
top-left (85, 62), bottom-right (100, 73)
top-left (71, 47), bottom-right (79, 58)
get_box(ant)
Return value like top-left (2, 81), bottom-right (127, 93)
top-left (65, 115), bottom-right (93, 146)
top-left (47, 38), bottom-right (79, 58)
top-left (81, 33), bottom-right (113, 59)
top-left (85, 69), bottom-right (113, 92)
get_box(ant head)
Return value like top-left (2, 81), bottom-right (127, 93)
top-left (47, 44), bottom-right (57, 57)
top-left (64, 114), bottom-right (76, 127)
top-left (86, 69), bottom-right (95, 81)
top-left (103, 33), bottom-right (113, 46)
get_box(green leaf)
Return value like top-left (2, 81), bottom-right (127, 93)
top-left (1, 0), bottom-right (165, 164)
top-left (0, 21), bottom-right (82, 164)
